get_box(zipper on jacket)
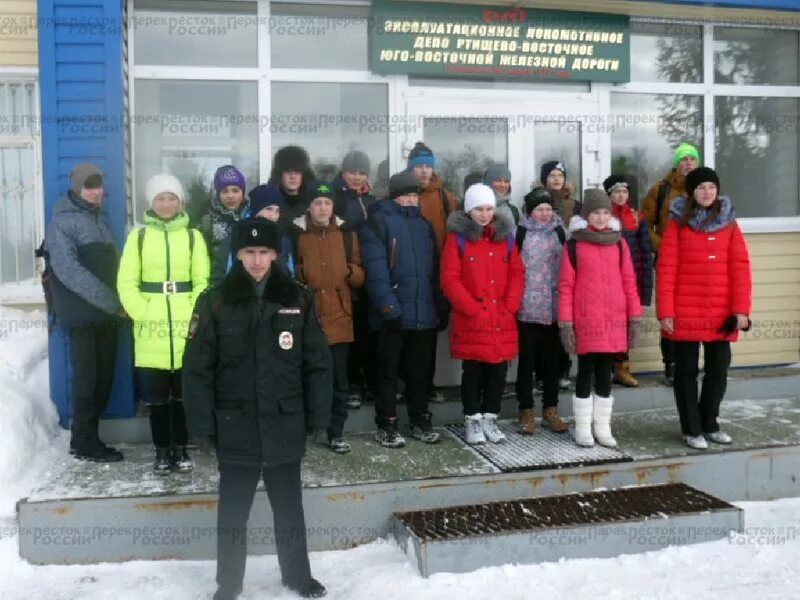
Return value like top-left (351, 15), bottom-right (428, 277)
top-left (164, 230), bottom-right (175, 372)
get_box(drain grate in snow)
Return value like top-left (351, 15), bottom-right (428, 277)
top-left (446, 420), bottom-right (632, 472)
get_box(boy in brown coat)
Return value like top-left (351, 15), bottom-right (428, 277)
top-left (294, 181), bottom-right (365, 453)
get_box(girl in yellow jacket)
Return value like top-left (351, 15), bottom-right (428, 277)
top-left (118, 174), bottom-right (210, 474)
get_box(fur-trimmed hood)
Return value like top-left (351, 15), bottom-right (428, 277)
top-left (446, 207), bottom-right (516, 242)
top-left (568, 214), bottom-right (621, 234)
top-left (292, 214), bottom-right (345, 232)
top-left (221, 260), bottom-right (302, 305)
top-left (668, 195), bottom-right (736, 233)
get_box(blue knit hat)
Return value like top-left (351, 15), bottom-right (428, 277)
top-left (248, 184), bottom-right (285, 215)
top-left (214, 165), bottom-right (246, 193)
top-left (407, 142), bottom-right (436, 170)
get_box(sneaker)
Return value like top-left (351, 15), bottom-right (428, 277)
top-left (684, 435), bottom-right (708, 450)
top-left (501, 388), bottom-right (516, 399)
top-left (409, 416), bottom-right (441, 444)
top-left (427, 390), bottom-right (447, 403)
top-left (170, 446), bottom-right (194, 473)
top-left (481, 413), bottom-right (506, 443)
top-left (153, 448), bottom-right (171, 475)
top-left (705, 431), bottom-right (732, 445)
top-left (346, 393), bottom-right (362, 410)
top-left (284, 577), bottom-right (327, 598)
top-left (559, 377), bottom-right (571, 391)
top-left (375, 424), bottom-right (406, 448)
top-left (465, 414), bottom-right (487, 444)
top-left (664, 363), bottom-right (675, 387)
top-left (329, 437), bottom-right (352, 454)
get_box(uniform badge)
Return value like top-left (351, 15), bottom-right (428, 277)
top-left (187, 312), bottom-right (200, 339)
top-left (278, 331), bottom-right (294, 350)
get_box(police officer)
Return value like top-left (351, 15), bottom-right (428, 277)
top-left (183, 218), bottom-right (331, 600)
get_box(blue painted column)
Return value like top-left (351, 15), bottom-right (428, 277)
top-left (38, 0), bottom-right (135, 425)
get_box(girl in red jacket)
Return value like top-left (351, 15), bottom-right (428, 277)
top-left (441, 184), bottom-right (525, 445)
top-left (558, 190), bottom-right (643, 448)
top-left (657, 167), bottom-right (752, 450)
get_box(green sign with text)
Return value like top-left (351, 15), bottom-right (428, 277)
top-left (370, 1), bottom-right (630, 82)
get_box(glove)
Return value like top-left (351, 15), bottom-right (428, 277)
top-left (628, 319), bottom-right (641, 350)
top-left (436, 311), bottom-right (450, 333)
top-left (559, 323), bottom-right (576, 355)
top-left (194, 435), bottom-right (216, 454)
top-left (384, 316), bottom-right (403, 331)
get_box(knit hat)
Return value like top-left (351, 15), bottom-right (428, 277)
top-left (231, 218), bottom-right (283, 253)
top-left (407, 142), bottom-right (436, 170)
top-left (581, 189), bottom-right (612, 218)
top-left (341, 150), bottom-right (371, 175)
top-left (273, 145), bottom-right (311, 175)
top-left (213, 165), bottom-right (246, 193)
top-left (307, 180), bottom-right (335, 203)
top-left (603, 174), bottom-right (630, 195)
top-left (145, 174), bottom-right (184, 206)
top-left (464, 184), bottom-right (496, 213)
top-left (70, 163), bottom-right (103, 195)
top-left (483, 163), bottom-right (511, 185)
top-left (523, 188), bottom-right (554, 214)
top-left (673, 143), bottom-right (701, 167)
top-left (685, 166), bottom-right (720, 197)
top-left (248, 184), bottom-right (285, 215)
top-left (540, 160), bottom-right (566, 185)
top-left (388, 171), bottom-right (420, 199)
top-left (463, 171), bottom-right (484, 192)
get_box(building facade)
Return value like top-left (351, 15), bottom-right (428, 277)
top-left (28, 0), bottom-right (800, 415)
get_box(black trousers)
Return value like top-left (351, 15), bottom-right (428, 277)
top-left (516, 322), bottom-right (560, 410)
top-left (661, 336), bottom-right (674, 366)
top-left (216, 460), bottom-right (311, 592)
top-left (374, 329), bottom-right (435, 427)
top-left (461, 360), bottom-right (508, 415)
top-left (68, 324), bottom-right (118, 452)
top-left (347, 293), bottom-right (375, 394)
top-left (575, 353), bottom-right (614, 398)
top-left (673, 341), bottom-right (731, 436)
top-left (136, 368), bottom-right (188, 448)
top-left (426, 333), bottom-right (439, 394)
top-left (328, 343), bottom-right (350, 439)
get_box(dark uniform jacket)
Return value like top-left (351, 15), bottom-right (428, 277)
top-left (182, 262), bottom-right (332, 467)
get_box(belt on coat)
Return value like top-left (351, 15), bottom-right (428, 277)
top-left (140, 281), bottom-right (193, 294)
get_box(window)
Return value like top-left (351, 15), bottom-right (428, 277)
top-left (0, 81), bottom-right (39, 283)
top-left (715, 97), bottom-right (800, 217)
top-left (714, 27), bottom-right (799, 86)
top-left (133, 80), bottom-right (259, 224)
top-left (270, 4), bottom-right (368, 70)
top-left (610, 93), bottom-right (703, 207)
top-left (270, 82), bottom-right (389, 196)
top-left (133, 1), bottom-right (258, 67)
top-left (630, 22), bottom-right (702, 83)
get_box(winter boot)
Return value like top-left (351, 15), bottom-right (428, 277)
top-left (481, 413), bottom-right (506, 443)
top-left (518, 409), bottom-right (535, 435)
top-left (542, 406), bottom-right (568, 433)
top-left (170, 446), bottom-right (194, 473)
top-left (153, 447), bottom-right (171, 476)
top-left (613, 361), bottom-right (640, 388)
top-left (571, 395), bottom-right (594, 447)
top-left (465, 414), bottom-right (486, 444)
top-left (592, 394), bottom-right (617, 448)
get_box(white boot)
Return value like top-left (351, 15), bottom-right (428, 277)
top-left (592, 394), bottom-right (617, 448)
top-left (481, 413), bottom-right (507, 443)
top-left (571, 395), bottom-right (594, 447)
top-left (465, 414), bottom-right (486, 445)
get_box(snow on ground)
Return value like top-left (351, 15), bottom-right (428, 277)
top-left (0, 279), bottom-right (45, 306)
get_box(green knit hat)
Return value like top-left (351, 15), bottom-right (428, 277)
top-left (673, 143), bottom-right (700, 167)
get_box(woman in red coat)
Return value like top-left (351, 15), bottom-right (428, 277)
top-left (657, 167), bottom-right (752, 450)
top-left (441, 184), bottom-right (524, 445)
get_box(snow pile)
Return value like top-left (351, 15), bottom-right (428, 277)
top-left (0, 306), bottom-right (67, 517)
top-left (0, 278), bottom-right (45, 306)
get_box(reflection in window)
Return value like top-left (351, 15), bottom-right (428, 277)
top-left (714, 27), bottom-right (799, 85)
top-left (533, 121), bottom-right (582, 200)
top-left (630, 22), bottom-right (702, 83)
top-left (271, 82), bottom-right (389, 197)
top-left (610, 93), bottom-right (703, 207)
top-left (133, 80), bottom-right (259, 225)
top-left (271, 5), bottom-right (368, 70)
top-left (421, 118), bottom-right (508, 200)
top-left (715, 97), bottom-right (800, 217)
top-left (134, 2), bottom-right (257, 67)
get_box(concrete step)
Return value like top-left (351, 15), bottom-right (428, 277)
top-left (392, 483), bottom-right (743, 577)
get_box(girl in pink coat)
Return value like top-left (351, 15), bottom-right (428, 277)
top-left (558, 190), bottom-right (643, 448)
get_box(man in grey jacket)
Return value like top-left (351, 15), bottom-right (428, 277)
top-left (46, 163), bottom-right (124, 462)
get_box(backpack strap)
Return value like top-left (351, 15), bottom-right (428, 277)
top-left (654, 181), bottom-right (671, 228)
top-left (440, 187), bottom-right (452, 218)
top-left (617, 239), bottom-right (624, 268)
top-left (342, 229), bottom-right (354, 264)
top-left (138, 227), bottom-right (146, 261)
top-left (505, 235), bottom-right (515, 256)
top-left (555, 226), bottom-right (566, 246)
top-left (456, 232), bottom-right (467, 256)
top-left (567, 238), bottom-right (577, 271)
top-left (515, 226), bottom-right (526, 252)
